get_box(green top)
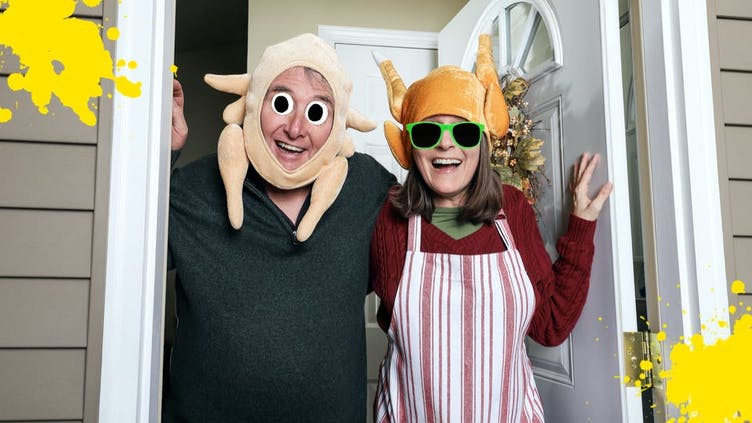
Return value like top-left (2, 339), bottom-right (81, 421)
top-left (431, 207), bottom-right (483, 240)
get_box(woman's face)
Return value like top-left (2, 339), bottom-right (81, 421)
top-left (412, 115), bottom-right (480, 208)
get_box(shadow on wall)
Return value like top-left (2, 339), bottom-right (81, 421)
top-left (173, 0), bottom-right (248, 167)
top-left (163, 0), bottom-right (248, 398)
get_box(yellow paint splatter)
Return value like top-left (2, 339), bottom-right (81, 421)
top-left (170, 63), bottom-right (178, 76)
top-left (657, 331), bottom-right (667, 342)
top-left (664, 313), bottom-right (752, 421)
top-left (116, 58), bottom-right (126, 68)
top-left (0, 107), bottom-right (12, 122)
top-left (729, 305), bottom-right (737, 314)
top-left (106, 27), bottom-right (119, 41)
top-left (731, 280), bottom-right (746, 294)
top-left (639, 360), bottom-right (653, 371)
top-left (0, 0), bottom-right (140, 126)
top-left (127, 60), bottom-right (137, 70)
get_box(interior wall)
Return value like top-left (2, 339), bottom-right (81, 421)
top-left (248, 0), bottom-right (468, 69)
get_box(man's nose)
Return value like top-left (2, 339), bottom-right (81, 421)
top-left (285, 109), bottom-right (307, 139)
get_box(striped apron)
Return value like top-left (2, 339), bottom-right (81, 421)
top-left (375, 214), bottom-right (545, 423)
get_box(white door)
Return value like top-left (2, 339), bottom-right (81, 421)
top-left (318, 26), bottom-right (439, 423)
top-left (441, 1), bottom-right (643, 421)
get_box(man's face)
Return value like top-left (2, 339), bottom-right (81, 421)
top-left (260, 66), bottom-right (335, 172)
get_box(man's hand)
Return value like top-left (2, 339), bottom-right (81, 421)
top-left (171, 79), bottom-right (188, 151)
top-left (570, 152), bottom-right (613, 221)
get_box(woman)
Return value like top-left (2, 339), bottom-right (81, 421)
top-left (370, 35), bottom-right (613, 422)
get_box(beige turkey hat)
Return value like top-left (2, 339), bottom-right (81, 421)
top-left (204, 33), bottom-right (376, 241)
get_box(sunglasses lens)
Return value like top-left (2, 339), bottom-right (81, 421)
top-left (451, 122), bottom-right (482, 148)
top-left (410, 123), bottom-right (442, 149)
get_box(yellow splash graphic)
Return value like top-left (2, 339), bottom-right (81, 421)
top-left (614, 280), bottom-right (751, 421)
top-left (0, 107), bottom-right (11, 122)
top-left (665, 313), bottom-right (752, 422)
top-left (0, 0), bottom-right (141, 126)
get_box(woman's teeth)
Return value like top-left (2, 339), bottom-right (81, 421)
top-left (432, 158), bottom-right (461, 168)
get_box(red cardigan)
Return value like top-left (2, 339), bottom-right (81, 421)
top-left (369, 184), bottom-right (596, 346)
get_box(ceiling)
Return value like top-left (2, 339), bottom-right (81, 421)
top-left (174, 0), bottom-right (248, 53)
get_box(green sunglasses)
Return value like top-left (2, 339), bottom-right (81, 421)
top-left (406, 121), bottom-right (485, 150)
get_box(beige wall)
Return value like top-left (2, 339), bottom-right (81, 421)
top-left (248, 0), bottom-right (468, 68)
top-left (707, 0), bottom-right (752, 318)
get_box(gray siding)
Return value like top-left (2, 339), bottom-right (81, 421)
top-left (708, 0), bottom-right (752, 317)
top-left (0, 1), bottom-right (116, 421)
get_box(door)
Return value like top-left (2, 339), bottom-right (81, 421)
top-left (318, 26), bottom-right (439, 423)
top-left (440, 0), bottom-right (643, 421)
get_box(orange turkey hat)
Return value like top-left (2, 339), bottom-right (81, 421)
top-left (376, 34), bottom-right (509, 169)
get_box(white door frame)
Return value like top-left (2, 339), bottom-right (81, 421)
top-left (318, 25), bottom-right (438, 50)
top-left (635, 0), bottom-right (729, 346)
top-left (98, 0), bottom-right (175, 421)
top-left (97, 1), bottom-right (729, 421)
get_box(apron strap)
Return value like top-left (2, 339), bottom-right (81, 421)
top-left (407, 214), bottom-right (422, 252)
top-left (494, 209), bottom-right (514, 251)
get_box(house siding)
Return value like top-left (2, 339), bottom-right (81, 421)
top-left (0, 1), bottom-right (116, 421)
top-left (708, 0), bottom-right (752, 318)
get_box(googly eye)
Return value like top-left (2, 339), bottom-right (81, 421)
top-left (271, 93), bottom-right (293, 115)
top-left (305, 101), bottom-right (329, 125)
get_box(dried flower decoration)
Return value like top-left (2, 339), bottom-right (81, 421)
top-left (491, 75), bottom-right (548, 205)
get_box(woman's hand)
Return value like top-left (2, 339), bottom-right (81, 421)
top-left (171, 78), bottom-right (188, 151)
top-left (570, 153), bottom-right (613, 221)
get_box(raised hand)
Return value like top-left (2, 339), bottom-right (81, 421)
top-left (171, 78), bottom-right (188, 151)
top-left (570, 152), bottom-right (613, 221)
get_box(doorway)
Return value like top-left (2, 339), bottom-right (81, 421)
top-left (163, 0), bottom-right (249, 401)
top-left (319, 25), bottom-right (439, 422)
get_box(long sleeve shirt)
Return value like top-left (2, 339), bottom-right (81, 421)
top-left (369, 184), bottom-right (596, 346)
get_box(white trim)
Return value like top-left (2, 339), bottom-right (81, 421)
top-left (99, 0), bottom-right (175, 421)
top-left (637, 0), bottom-right (729, 356)
top-left (317, 25), bottom-right (437, 49)
top-left (673, 0), bottom-right (730, 342)
top-left (599, 0), bottom-right (640, 421)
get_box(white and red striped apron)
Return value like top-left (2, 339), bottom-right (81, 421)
top-left (375, 213), bottom-right (545, 423)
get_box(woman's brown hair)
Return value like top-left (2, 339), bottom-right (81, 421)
top-left (390, 137), bottom-right (504, 224)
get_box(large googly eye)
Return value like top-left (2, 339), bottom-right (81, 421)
top-left (271, 93), bottom-right (293, 115)
top-left (305, 101), bottom-right (329, 125)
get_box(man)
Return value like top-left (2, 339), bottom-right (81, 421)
top-left (164, 34), bottom-right (395, 422)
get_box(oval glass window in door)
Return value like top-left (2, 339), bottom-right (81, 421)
top-left (493, 0), bottom-right (562, 82)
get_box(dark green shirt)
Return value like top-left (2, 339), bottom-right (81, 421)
top-left (164, 153), bottom-right (394, 422)
top-left (431, 207), bottom-right (483, 239)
